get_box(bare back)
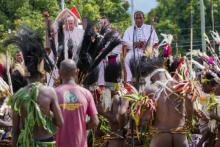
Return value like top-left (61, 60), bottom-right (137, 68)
top-left (150, 81), bottom-right (193, 130)
top-left (34, 86), bottom-right (55, 139)
top-left (97, 93), bottom-right (129, 147)
top-left (147, 80), bottom-right (193, 147)
top-left (154, 90), bottom-right (185, 129)
top-left (19, 85), bottom-right (61, 140)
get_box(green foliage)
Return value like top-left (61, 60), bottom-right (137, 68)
top-left (66, 0), bottom-right (131, 31)
top-left (10, 82), bottom-right (56, 147)
top-left (0, 0), bottom-right (130, 55)
top-left (147, 0), bottom-right (220, 54)
top-left (99, 115), bottom-right (111, 134)
top-left (0, 0), bottom-right (59, 54)
top-left (15, 2), bottom-right (44, 35)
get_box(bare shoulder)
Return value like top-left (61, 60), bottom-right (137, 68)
top-left (167, 80), bottom-right (178, 88)
top-left (38, 85), bottom-right (57, 99)
top-left (145, 84), bottom-right (158, 95)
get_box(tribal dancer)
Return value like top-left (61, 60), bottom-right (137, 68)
top-left (0, 76), bottom-right (12, 128)
top-left (0, 53), bottom-right (7, 80)
top-left (196, 73), bottom-right (220, 147)
top-left (97, 30), bottom-right (122, 87)
top-left (76, 22), bottom-right (127, 146)
top-left (97, 47), bottom-right (129, 147)
top-left (4, 26), bottom-right (64, 147)
top-left (138, 56), bottom-right (195, 147)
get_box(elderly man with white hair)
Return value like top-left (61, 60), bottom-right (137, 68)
top-left (47, 9), bottom-right (84, 87)
top-left (63, 15), bottom-right (84, 60)
top-left (54, 9), bottom-right (84, 61)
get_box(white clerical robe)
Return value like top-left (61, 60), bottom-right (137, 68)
top-left (63, 28), bottom-right (84, 60)
top-left (123, 24), bottom-right (159, 82)
top-left (54, 22), bottom-right (84, 60)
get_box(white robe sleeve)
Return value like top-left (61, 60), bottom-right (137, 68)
top-left (150, 28), bottom-right (159, 44)
top-left (123, 27), bottom-right (133, 50)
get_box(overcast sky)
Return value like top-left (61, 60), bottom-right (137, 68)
top-left (128, 0), bottom-right (158, 13)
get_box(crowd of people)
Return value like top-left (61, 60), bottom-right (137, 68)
top-left (0, 8), bottom-right (220, 147)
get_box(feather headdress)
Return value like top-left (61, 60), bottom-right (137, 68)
top-left (77, 23), bottom-right (121, 85)
top-left (104, 63), bottom-right (122, 83)
top-left (130, 54), bottom-right (164, 79)
top-left (57, 21), bottom-right (65, 68)
top-left (4, 26), bottom-right (53, 77)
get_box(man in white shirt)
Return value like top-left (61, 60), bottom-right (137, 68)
top-left (123, 11), bottom-right (159, 82)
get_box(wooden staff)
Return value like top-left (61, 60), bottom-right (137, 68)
top-left (121, 44), bottom-right (127, 83)
top-left (43, 11), bottom-right (59, 87)
top-left (190, 5), bottom-right (193, 80)
top-left (6, 51), bottom-right (13, 95)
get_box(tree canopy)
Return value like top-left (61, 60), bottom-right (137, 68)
top-left (66, 0), bottom-right (130, 31)
top-left (0, 0), bottom-right (131, 53)
top-left (147, 0), bottom-right (220, 54)
top-left (1, 0), bottom-right (220, 55)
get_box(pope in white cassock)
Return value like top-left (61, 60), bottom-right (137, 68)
top-left (123, 11), bottom-right (159, 82)
top-left (46, 9), bottom-right (84, 87)
top-left (54, 8), bottom-right (84, 60)
top-left (62, 16), bottom-right (84, 60)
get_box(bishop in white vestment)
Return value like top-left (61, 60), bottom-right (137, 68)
top-left (123, 11), bottom-right (159, 82)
